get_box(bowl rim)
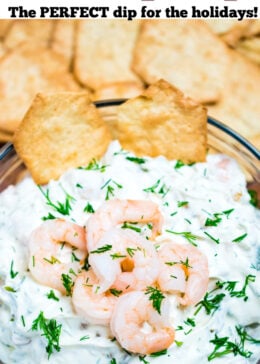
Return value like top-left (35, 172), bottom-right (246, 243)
top-left (0, 98), bottom-right (259, 161)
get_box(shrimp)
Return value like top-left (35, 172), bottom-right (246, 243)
top-left (28, 219), bottom-right (87, 294)
top-left (86, 199), bottom-right (163, 251)
top-left (157, 242), bottom-right (209, 306)
top-left (72, 269), bottom-right (117, 325)
top-left (110, 291), bottom-right (175, 355)
top-left (88, 228), bottom-right (159, 293)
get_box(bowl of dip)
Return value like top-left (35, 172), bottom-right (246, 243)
top-left (0, 100), bottom-right (259, 364)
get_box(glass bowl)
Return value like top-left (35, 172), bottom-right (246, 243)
top-left (0, 100), bottom-right (259, 198)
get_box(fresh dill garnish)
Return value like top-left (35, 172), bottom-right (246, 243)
top-left (47, 290), bottom-right (59, 301)
top-left (166, 229), bottom-right (198, 246)
top-left (71, 252), bottom-right (80, 262)
top-left (110, 359), bottom-right (117, 364)
top-left (177, 201), bottom-right (189, 208)
top-left (145, 286), bottom-right (165, 314)
top-left (90, 244), bottom-right (112, 254)
top-left (110, 253), bottom-right (127, 260)
top-left (38, 185), bottom-right (75, 216)
top-left (10, 260), bottom-right (18, 279)
top-left (222, 208), bottom-right (234, 218)
top-left (81, 256), bottom-right (91, 271)
top-left (170, 211), bottom-right (178, 217)
top-left (41, 213), bottom-right (56, 221)
top-left (208, 325), bottom-right (260, 361)
top-left (21, 315), bottom-right (26, 327)
top-left (143, 179), bottom-right (170, 197)
top-left (31, 311), bottom-right (62, 359)
top-left (205, 214), bottom-right (222, 227)
top-left (43, 256), bottom-right (61, 265)
top-left (76, 183), bottom-right (83, 188)
top-left (175, 340), bottom-right (184, 347)
top-left (194, 291), bottom-right (226, 316)
top-left (174, 160), bottom-right (195, 169)
top-left (126, 156), bottom-right (146, 164)
top-left (165, 258), bottom-right (192, 269)
top-left (101, 179), bottom-right (123, 200)
top-left (121, 221), bottom-right (141, 233)
top-left (79, 159), bottom-right (107, 173)
top-left (139, 355), bottom-right (150, 363)
top-left (61, 273), bottom-right (74, 296)
top-left (232, 233), bottom-right (247, 243)
top-left (248, 189), bottom-right (258, 207)
top-left (216, 275), bottom-right (255, 301)
top-left (184, 317), bottom-right (196, 327)
top-left (80, 335), bottom-right (90, 341)
top-left (126, 247), bottom-right (137, 257)
top-left (204, 231), bottom-right (220, 244)
top-left (109, 288), bottom-right (123, 297)
top-left (150, 349), bottom-right (168, 357)
top-left (83, 202), bottom-right (95, 213)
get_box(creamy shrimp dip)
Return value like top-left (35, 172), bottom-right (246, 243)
top-left (0, 141), bottom-right (259, 364)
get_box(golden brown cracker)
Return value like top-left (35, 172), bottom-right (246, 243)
top-left (208, 51), bottom-right (260, 139)
top-left (0, 43), bottom-right (81, 133)
top-left (132, 20), bottom-right (231, 104)
top-left (93, 81), bottom-right (144, 101)
top-left (0, 20), bottom-right (13, 38)
top-left (74, 20), bottom-right (141, 90)
top-left (13, 92), bottom-right (112, 185)
top-left (0, 41), bottom-right (6, 58)
top-left (114, 79), bottom-right (207, 163)
top-left (51, 20), bottom-right (77, 70)
top-left (0, 129), bottom-right (12, 143)
top-left (4, 20), bottom-right (54, 49)
top-left (235, 37), bottom-right (260, 65)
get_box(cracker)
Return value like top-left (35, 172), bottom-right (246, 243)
top-left (0, 41), bottom-right (6, 59)
top-left (0, 129), bottom-right (12, 143)
top-left (4, 20), bottom-right (54, 49)
top-left (51, 20), bottom-right (76, 70)
top-left (74, 20), bottom-right (141, 90)
top-left (93, 81), bottom-right (144, 101)
top-left (208, 51), bottom-right (260, 139)
top-left (114, 79), bottom-right (207, 163)
top-left (132, 20), bottom-right (231, 104)
top-left (0, 43), bottom-right (81, 133)
top-left (0, 20), bottom-right (13, 38)
top-left (13, 93), bottom-right (112, 185)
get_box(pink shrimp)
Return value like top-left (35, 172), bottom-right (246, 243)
top-left (86, 199), bottom-right (163, 251)
top-left (157, 242), bottom-right (209, 306)
top-left (28, 219), bottom-right (87, 294)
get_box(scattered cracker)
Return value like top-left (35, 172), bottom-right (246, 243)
top-left (0, 43), bottom-right (81, 133)
top-left (4, 20), bottom-right (55, 49)
top-left (113, 79), bottom-right (207, 163)
top-left (0, 129), bottom-right (12, 143)
top-left (0, 20), bottom-right (13, 38)
top-left (0, 41), bottom-right (6, 59)
top-left (74, 20), bottom-right (141, 90)
top-left (13, 93), bottom-right (112, 184)
top-left (93, 81), bottom-right (144, 101)
top-left (236, 37), bottom-right (260, 66)
top-left (51, 20), bottom-right (77, 70)
top-left (208, 51), bottom-right (260, 139)
top-left (132, 20), bottom-right (231, 104)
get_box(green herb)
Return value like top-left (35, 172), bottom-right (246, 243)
top-left (90, 244), bottom-right (112, 254)
top-left (204, 231), bottom-right (220, 244)
top-left (222, 208), bottom-right (234, 218)
top-left (184, 317), bottom-right (196, 327)
top-left (80, 335), bottom-right (90, 341)
top-left (76, 183), bottom-right (83, 188)
top-left (150, 349), bottom-right (167, 357)
top-left (42, 213), bottom-right (56, 221)
top-left (205, 214), bottom-right (222, 227)
top-left (139, 355), bottom-right (150, 363)
top-left (110, 253), bottom-right (127, 260)
top-left (208, 325), bottom-right (260, 361)
top-left (32, 255), bottom-right (35, 267)
top-left (79, 159), bottom-right (107, 173)
top-left (109, 288), bottom-right (122, 297)
top-left (126, 247), bottom-right (137, 257)
top-left (194, 291), bottom-right (226, 316)
top-left (184, 218), bottom-right (192, 225)
top-left (31, 311), bottom-right (62, 359)
top-left (174, 160), bottom-right (185, 169)
top-left (61, 273), bottom-right (74, 296)
top-left (170, 211), bottom-right (178, 217)
top-left (47, 290), bottom-right (59, 301)
top-left (217, 275), bottom-right (255, 301)
top-left (21, 315), bottom-right (26, 327)
top-left (43, 256), bottom-right (61, 265)
top-left (38, 186), bottom-right (75, 216)
top-left (71, 252), bottom-right (80, 262)
top-left (81, 256), bottom-right (90, 271)
top-left (248, 189), bottom-right (258, 207)
top-left (145, 286), bottom-right (165, 314)
top-left (126, 156), bottom-right (146, 164)
top-left (110, 359), bottom-right (117, 364)
top-left (83, 202), bottom-right (95, 213)
top-left (143, 179), bottom-right (161, 193)
top-left (143, 179), bottom-right (170, 197)
top-left (166, 229), bottom-right (199, 246)
top-left (177, 201), bottom-right (189, 208)
top-left (10, 260), bottom-right (18, 279)
top-left (4, 286), bottom-right (16, 292)
top-left (232, 233), bottom-right (247, 243)
top-left (101, 179), bottom-right (123, 200)
top-left (175, 340), bottom-right (184, 347)
top-left (121, 221), bottom-right (141, 233)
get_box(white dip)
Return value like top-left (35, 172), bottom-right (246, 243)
top-left (0, 141), bottom-right (259, 364)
